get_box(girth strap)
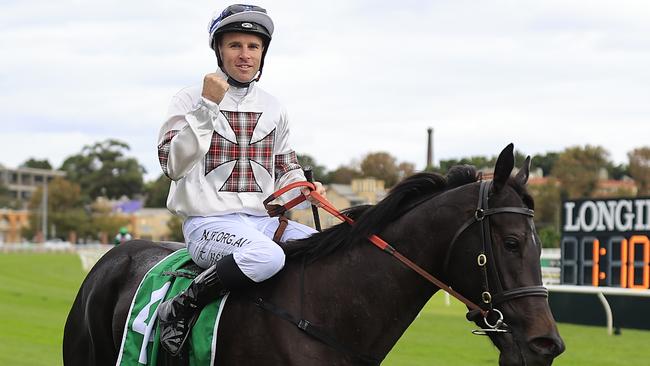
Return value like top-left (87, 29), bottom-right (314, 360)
top-left (251, 296), bottom-right (382, 365)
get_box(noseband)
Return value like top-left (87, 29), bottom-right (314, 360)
top-left (443, 180), bottom-right (549, 334)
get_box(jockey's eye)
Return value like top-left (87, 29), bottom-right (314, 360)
top-left (504, 237), bottom-right (520, 253)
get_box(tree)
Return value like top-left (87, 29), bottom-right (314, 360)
top-left (628, 147), bottom-right (650, 195)
top-left (85, 198), bottom-right (130, 242)
top-left (397, 162), bottom-right (415, 181)
top-left (167, 215), bottom-right (185, 242)
top-left (529, 178), bottom-right (562, 228)
top-left (297, 154), bottom-right (329, 184)
top-left (531, 152), bottom-right (559, 177)
top-left (60, 139), bottom-right (146, 201)
top-left (0, 181), bottom-right (16, 208)
top-left (439, 155), bottom-right (497, 174)
top-left (606, 163), bottom-right (629, 181)
top-left (21, 158), bottom-right (53, 170)
top-left (528, 178), bottom-right (562, 248)
top-left (360, 152), bottom-right (400, 187)
top-left (327, 166), bottom-right (361, 184)
top-left (551, 145), bottom-right (609, 199)
top-left (145, 174), bottom-right (171, 208)
top-left (23, 178), bottom-right (86, 240)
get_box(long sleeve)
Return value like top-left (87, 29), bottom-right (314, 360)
top-left (157, 89), bottom-right (221, 181)
top-left (273, 106), bottom-right (305, 189)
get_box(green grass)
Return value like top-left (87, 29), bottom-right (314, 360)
top-left (384, 294), bottom-right (650, 365)
top-left (1, 252), bottom-right (649, 365)
top-left (0, 253), bottom-right (86, 366)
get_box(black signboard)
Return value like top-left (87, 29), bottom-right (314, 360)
top-left (560, 197), bottom-right (650, 288)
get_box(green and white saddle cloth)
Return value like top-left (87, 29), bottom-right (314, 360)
top-left (116, 248), bottom-right (228, 366)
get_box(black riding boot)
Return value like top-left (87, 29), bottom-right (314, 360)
top-left (157, 254), bottom-right (255, 356)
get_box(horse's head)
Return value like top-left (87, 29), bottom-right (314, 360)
top-left (443, 144), bottom-right (565, 366)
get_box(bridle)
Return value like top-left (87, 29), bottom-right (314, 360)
top-left (442, 180), bottom-right (549, 334)
top-left (265, 179), bottom-right (548, 336)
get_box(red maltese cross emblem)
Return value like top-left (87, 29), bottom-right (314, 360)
top-left (205, 111), bottom-right (275, 192)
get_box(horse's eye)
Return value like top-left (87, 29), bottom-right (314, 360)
top-left (504, 238), bottom-right (519, 252)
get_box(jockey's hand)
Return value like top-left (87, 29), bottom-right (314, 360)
top-left (301, 181), bottom-right (326, 207)
top-left (201, 73), bottom-right (230, 104)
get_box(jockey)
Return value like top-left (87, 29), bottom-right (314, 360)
top-left (156, 3), bottom-right (325, 356)
top-left (113, 226), bottom-right (132, 245)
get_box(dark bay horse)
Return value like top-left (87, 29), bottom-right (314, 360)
top-left (63, 144), bottom-right (564, 365)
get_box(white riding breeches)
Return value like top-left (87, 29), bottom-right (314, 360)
top-left (183, 214), bottom-right (316, 283)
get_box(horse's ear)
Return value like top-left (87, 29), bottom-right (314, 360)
top-left (493, 143), bottom-right (515, 191)
top-left (515, 156), bottom-right (531, 186)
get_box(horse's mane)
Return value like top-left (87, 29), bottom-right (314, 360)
top-left (287, 165), bottom-right (480, 262)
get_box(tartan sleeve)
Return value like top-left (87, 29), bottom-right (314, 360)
top-left (274, 151), bottom-right (301, 182)
top-left (157, 130), bottom-right (180, 178)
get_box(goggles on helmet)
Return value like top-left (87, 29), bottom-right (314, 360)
top-left (208, 4), bottom-right (274, 50)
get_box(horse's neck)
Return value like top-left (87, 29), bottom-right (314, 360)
top-left (300, 219), bottom-right (447, 359)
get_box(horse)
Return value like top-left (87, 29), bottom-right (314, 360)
top-left (63, 144), bottom-right (564, 365)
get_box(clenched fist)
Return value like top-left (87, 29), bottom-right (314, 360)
top-left (201, 73), bottom-right (229, 104)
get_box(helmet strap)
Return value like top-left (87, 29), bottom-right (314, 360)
top-left (213, 43), bottom-right (265, 88)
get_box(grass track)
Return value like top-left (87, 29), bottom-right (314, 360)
top-left (1, 252), bottom-right (649, 365)
top-left (0, 253), bottom-right (86, 366)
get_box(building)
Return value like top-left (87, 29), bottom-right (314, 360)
top-left (0, 164), bottom-right (65, 208)
top-left (593, 177), bottom-right (638, 197)
top-left (131, 208), bottom-right (174, 241)
top-left (290, 178), bottom-right (386, 229)
top-left (0, 209), bottom-right (29, 243)
top-left (0, 165), bottom-right (64, 243)
top-left (109, 198), bottom-right (175, 242)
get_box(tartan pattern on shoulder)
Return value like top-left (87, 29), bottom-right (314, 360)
top-left (158, 130), bottom-right (180, 177)
top-left (205, 111), bottom-right (275, 192)
top-left (274, 151), bottom-right (301, 182)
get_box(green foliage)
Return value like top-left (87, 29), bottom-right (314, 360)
top-left (607, 163), bottom-right (629, 181)
top-left (23, 178), bottom-right (85, 240)
top-left (360, 152), bottom-right (400, 187)
top-left (532, 151), bottom-right (559, 176)
top-left (528, 178), bottom-right (561, 229)
top-left (20, 158), bottom-right (53, 170)
top-left (552, 145), bottom-right (609, 199)
top-left (297, 154), bottom-right (330, 184)
top-left (23, 178), bottom-right (131, 242)
top-left (327, 166), bottom-right (362, 184)
top-left (60, 139), bottom-right (145, 201)
top-left (628, 147), bottom-right (650, 195)
top-left (398, 161), bottom-right (415, 180)
top-left (538, 225), bottom-right (562, 248)
top-left (88, 212), bottom-right (129, 241)
top-left (145, 174), bottom-right (171, 208)
top-left (0, 181), bottom-right (17, 209)
top-left (439, 155), bottom-right (497, 173)
top-left (167, 215), bottom-right (185, 242)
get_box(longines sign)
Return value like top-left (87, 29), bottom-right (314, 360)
top-left (561, 197), bottom-right (650, 289)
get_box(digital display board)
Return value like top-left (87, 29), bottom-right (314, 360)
top-left (561, 198), bottom-right (650, 288)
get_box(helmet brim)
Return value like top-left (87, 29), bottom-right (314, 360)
top-left (209, 11), bottom-right (274, 47)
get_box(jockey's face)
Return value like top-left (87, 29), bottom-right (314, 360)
top-left (219, 32), bottom-right (264, 83)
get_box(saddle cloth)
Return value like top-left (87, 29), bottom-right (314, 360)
top-left (116, 248), bottom-right (228, 366)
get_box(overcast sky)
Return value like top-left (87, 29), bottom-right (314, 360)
top-left (2, 0), bottom-right (649, 181)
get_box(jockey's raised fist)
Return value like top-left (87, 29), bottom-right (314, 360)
top-left (201, 73), bottom-right (229, 104)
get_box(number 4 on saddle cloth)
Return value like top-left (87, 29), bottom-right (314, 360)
top-left (116, 249), bottom-right (228, 366)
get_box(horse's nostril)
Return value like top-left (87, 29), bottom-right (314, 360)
top-left (529, 336), bottom-right (565, 357)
